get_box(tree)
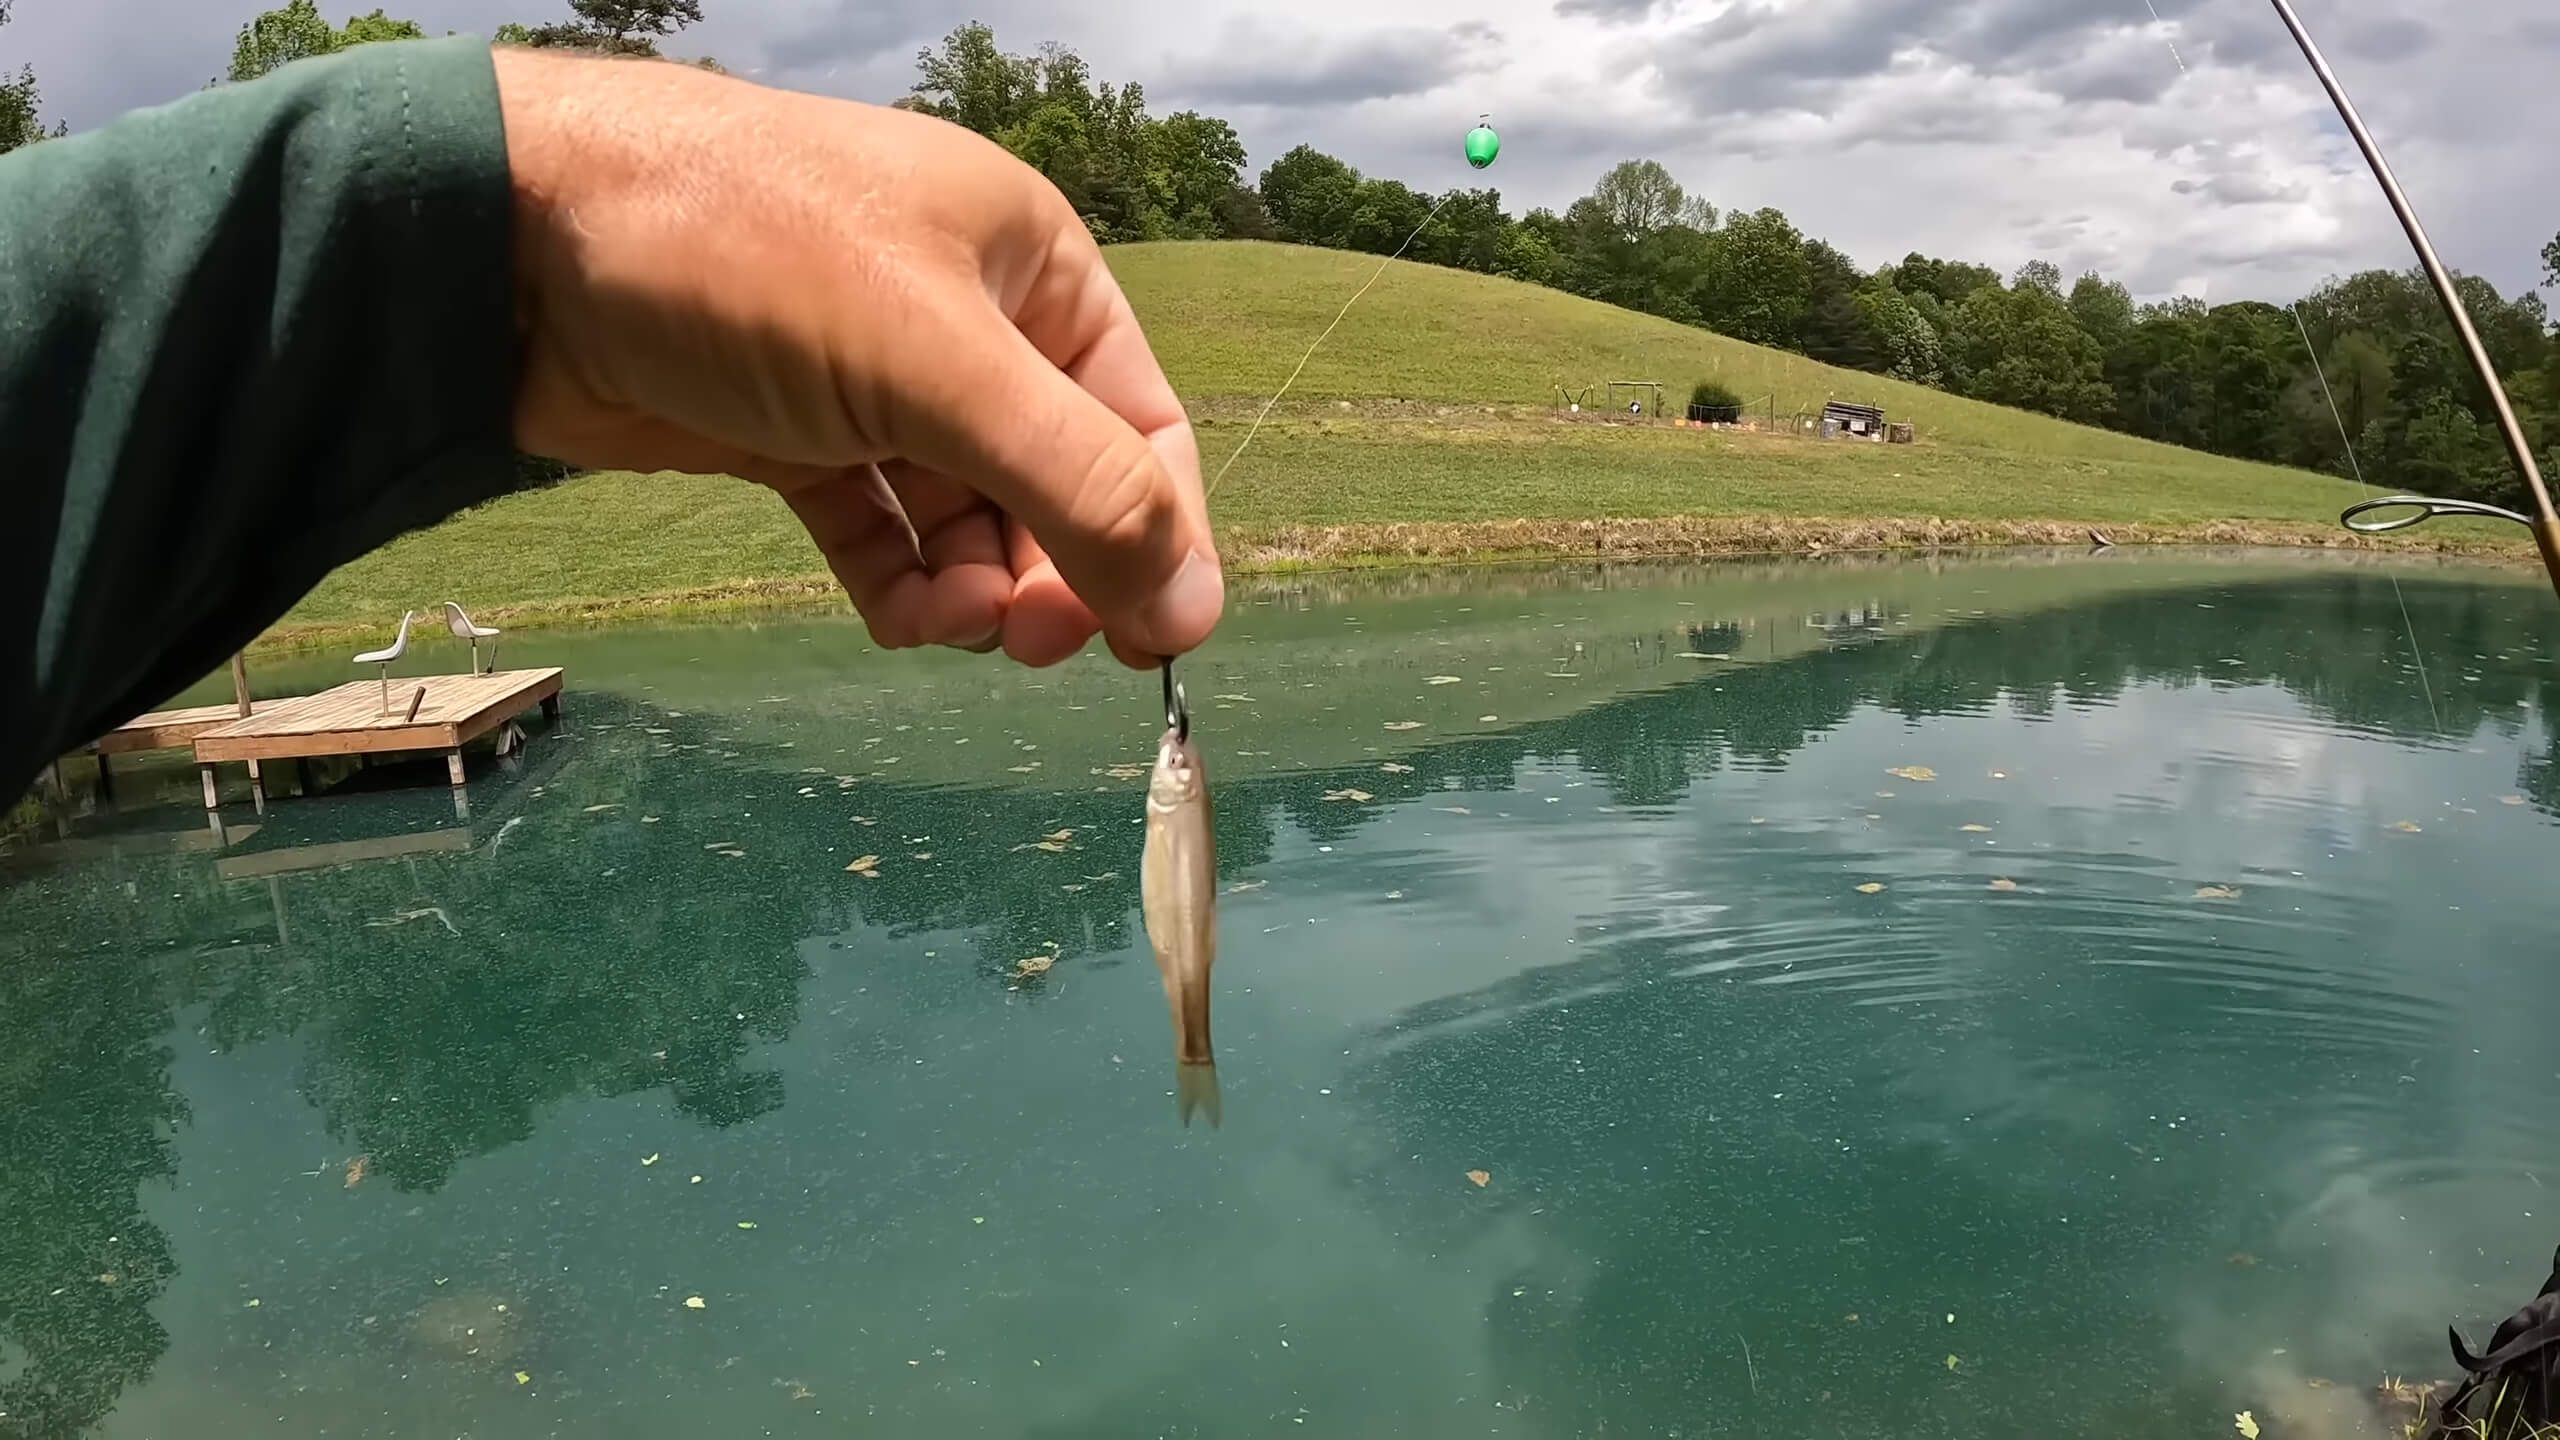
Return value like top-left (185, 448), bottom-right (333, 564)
top-left (906, 27), bottom-right (1248, 243)
top-left (2014, 259), bottom-right (2063, 297)
top-left (2066, 274), bottom-right (2136, 356)
top-left (1944, 280), bottom-right (2114, 424)
top-left (1796, 239), bottom-right (1883, 371)
top-left (229, 1), bottom-right (337, 81)
top-left (337, 8), bottom-right (425, 45)
top-left (1856, 283), bottom-right (1943, 386)
top-left (1586, 160), bottom-right (1687, 240)
top-left (1493, 220), bottom-right (1565, 289)
top-left (1151, 110), bottom-right (1246, 236)
top-left (229, 1), bottom-right (423, 82)
top-left (1694, 207), bottom-right (1810, 349)
top-left (512, 0), bottom-right (703, 56)
top-left (2544, 231), bottom-right (2559, 291)
top-left (1412, 187), bottom-right (1509, 274)
top-left (2285, 330), bottom-right (2392, 474)
top-left (1894, 252), bottom-right (2001, 308)
top-left (0, 0), bottom-right (64, 153)
top-left (906, 22), bottom-right (1038, 135)
top-left (1259, 145), bottom-right (1362, 248)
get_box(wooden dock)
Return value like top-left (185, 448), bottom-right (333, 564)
top-left (80, 703), bottom-right (250, 757)
top-left (193, 667), bottom-right (562, 809)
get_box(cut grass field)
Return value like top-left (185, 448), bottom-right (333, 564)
top-left (272, 240), bottom-right (2526, 649)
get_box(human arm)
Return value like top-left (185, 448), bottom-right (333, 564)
top-left (1, 38), bottom-right (1222, 801)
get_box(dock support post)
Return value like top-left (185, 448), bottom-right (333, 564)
top-left (94, 752), bottom-right (114, 804)
top-left (200, 763), bottom-right (219, 811)
top-left (446, 749), bottom-right (466, 788)
top-left (248, 760), bottom-right (266, 809)
top-left (542, 692), bottom-right (561, 724)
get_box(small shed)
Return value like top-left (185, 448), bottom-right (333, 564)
top-left (1821, 400), bottom-right (1887, 438)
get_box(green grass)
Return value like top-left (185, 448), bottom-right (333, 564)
top-left (273, 240), bottom-right (2520, 648)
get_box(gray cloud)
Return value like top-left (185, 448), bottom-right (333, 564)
top-left (2340, 14), bottom-right (2433, 61)
top-left (3, 0), bottom-right (2551, 307)
top-left (2171, 171), bottom-right (2309, 206)
top-left (1550, 0), bottom-right (1658, 24)
top-left (1648, 0), bottom-right (1907, 113)
top-left (1179, 22), bottom-right (1499, 106)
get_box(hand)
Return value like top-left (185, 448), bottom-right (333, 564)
top-left (491, 46), bottom-right (1223, 669)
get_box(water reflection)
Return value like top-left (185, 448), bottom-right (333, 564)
top-left (0, 557), bottom-right (2553, 1436)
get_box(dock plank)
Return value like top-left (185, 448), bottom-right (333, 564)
top-left (80, 703), bottom-right (250, 756)
top-left (194, 669), bottom-right (561, 764)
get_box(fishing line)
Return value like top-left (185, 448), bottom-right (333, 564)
top-left (1204, 190), bottom-right (1461, 499)
top-left (2290, 303), bottom-right (2442, 734)
top-left (2132, 3), bottom-right (2438, 730)
top-left (2140, 0), bottom-right (2189, 74)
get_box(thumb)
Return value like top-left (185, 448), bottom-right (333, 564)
top-left (889, 296), bottom-right (1223, 662)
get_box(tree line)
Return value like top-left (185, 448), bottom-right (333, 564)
top-left (8, 8), bottom-right (2557, 509)
top-left (898, 25), bottom-right (2560, 511)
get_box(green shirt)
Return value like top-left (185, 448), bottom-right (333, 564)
top-left (2, 36), bottom-right (520, 800)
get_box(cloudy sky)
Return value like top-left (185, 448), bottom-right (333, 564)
top-left (10, 0), bottom-right (2554, 305)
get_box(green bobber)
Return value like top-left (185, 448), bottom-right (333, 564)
top-left (1464, 119), bottom-right (1500, 170)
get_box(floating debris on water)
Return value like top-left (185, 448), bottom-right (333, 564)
top-left (1855, 883), bottom-right (1886, 895)
top-left (2194, 884), bottom-right (2241, 900)
top-left (343, 1155), bottom-right (369, 1187)
top-left (1886, 766), bottom-right (1938, 782)
top-left (845, 854), bottom-right (881, 876)
top-left (682, 1296), bottom-right (705, 1310)
top-left (1384, 721), bottom-right (1424, 731)
top-left (1014, 955), bottom-right (1055, 981)
top-left (1380, 762), bottom-right (1414, 774)
top-left (1466, 1170), bottom-right (1491, 1188)
top-left (2233, 1411), bottom-right (2259, 1439)
top-left (1322, 789), bottom-right (1374, 803)
top-left (2389, 820), bottom-right (2423, 833)
top-left (1961, 824), bottom-right (1992, 833)
top-left (1988, 879), bottom-right (2019, 892)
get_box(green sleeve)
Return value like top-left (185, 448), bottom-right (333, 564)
top-left (1, 35), bottom-right (521, 799)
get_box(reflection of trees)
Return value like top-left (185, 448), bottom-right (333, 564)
top-left (827, 573), bottom-right (2556, 960)
top-left (0, 924), bottom-right (186, 1437)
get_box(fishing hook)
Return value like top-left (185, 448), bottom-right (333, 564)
top-left (1161, 660), bottom-right (1189, 742)
top-left (2270, 0), bottom-right (2560, 601)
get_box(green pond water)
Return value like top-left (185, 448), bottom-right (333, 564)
top-left (6, 549), bottom-right (2560, 1439)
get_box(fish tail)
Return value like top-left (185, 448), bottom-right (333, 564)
top-left (1176, 1062), bottom-right (1222, 1129)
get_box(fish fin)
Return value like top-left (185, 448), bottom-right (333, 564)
top-left (1177, 1062), bottom-right (1222, 1129)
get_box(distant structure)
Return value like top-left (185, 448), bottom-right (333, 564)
top-left (1820, 400), bottom-right (1887, 439)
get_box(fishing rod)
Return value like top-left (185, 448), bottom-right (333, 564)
top-left (2267, 0), bottom-right (2560, 602)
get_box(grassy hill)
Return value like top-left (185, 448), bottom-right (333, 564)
top-left (277, 241), bottom-right (2505, 647)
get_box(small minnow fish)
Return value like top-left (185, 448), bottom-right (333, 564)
top-left (1141, 721), bottom-right (1220, 1127)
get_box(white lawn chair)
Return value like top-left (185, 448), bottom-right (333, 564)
top-left (354, 611), bottom-right (415, 713)
top-left (443, 602), bottom-right (501, 675)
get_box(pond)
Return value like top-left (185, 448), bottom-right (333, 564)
top-left (4, 548), bottom-right (2558, 1439)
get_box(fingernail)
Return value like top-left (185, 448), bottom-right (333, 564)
top-left (1137, 548), bottom-right (1223, 650)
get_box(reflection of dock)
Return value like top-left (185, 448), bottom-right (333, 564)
top-left (193, 668), bottom-right (561, 810)
top-left (214, 825), bottom-right (473, 880)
